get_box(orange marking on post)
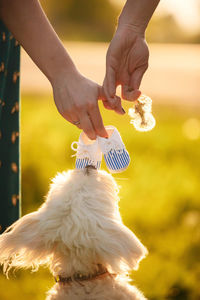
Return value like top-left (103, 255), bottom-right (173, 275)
top-left (11, 162), bottom-right (18, 173)
top-left (13, 71), bottom-right (20, 83)
top-left (2, 32), bottom-right (6, 42)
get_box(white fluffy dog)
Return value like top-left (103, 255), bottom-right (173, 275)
top-left (0, 166), bottom-right (148, 299)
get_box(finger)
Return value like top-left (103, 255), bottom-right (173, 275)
top-left (97, 84), bottom-right (111, 105)
top-left (102, 79), bottom-right (114, 108)
top-left (98, 85), bottom-right (105, 101)
top-left (99, 83), bottom-right (124, 115)
top-left (97, 84), bottom-right (119, 112)
top-left (87, 103), bottom-right (108, 138)
top-left (101, 97), bottom-right (125, 116)
top-left (61, 110), bottom-right (82, 129)
top-left (113, 95), bottom-right (125, 115)
top-left (121, 65), bottom-right (148, 101)
top-left (106, 66), bottom-right (116, 98)
top-left (122, 85), bottom-right (141, 101)
top-left (79, 111), bottom-right (96, 140)
top-left (130, 65), bottom-right (148, 90)
top-left (102, 100), bottom-right (113, 110)
top-left (102, 80), bottom-right (124, 114)
top-left (103, 94), bottom-right (124, 115)
top-left (102, 73), bottom-right (118, 109)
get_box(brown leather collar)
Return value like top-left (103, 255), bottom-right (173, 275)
top-left (54, 265), bottom-right (112, 285)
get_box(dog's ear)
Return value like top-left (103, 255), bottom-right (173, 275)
top-left (0, 212), bottom-right (52, 276)
top-left (95, 220), bottom-right (148, 274)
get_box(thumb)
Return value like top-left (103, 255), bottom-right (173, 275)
top-left (122, 85), bottom-right (141, 101)
top-left (121, 66), bottom-right (147, 101)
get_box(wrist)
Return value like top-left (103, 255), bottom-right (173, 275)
top-left (117, 0), bottom-right (160, 36)
top-left (116, 22), bottom-right (145, 38)
top-left (50, 62), bottom-right (81, 89)
top-left (48, 56), bottom-right (78, 87)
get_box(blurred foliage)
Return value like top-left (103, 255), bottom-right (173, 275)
top-left (40, 0), bottom-right (119, 42)
top-left (40, 0), bottom-right (200, 43)
top-left (146, 14), bottom-right (200, 44)
top-left (1, 95), bottom-right (200, 299)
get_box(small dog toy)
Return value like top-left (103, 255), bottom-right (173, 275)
top-left (128, 94), bottom-right (156, 132)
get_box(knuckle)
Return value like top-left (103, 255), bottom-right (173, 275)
top-left (62, 104), bottom-right (76, 115)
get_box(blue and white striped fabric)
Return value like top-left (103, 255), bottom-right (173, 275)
top-left (71, 135), bottom-right (102, 170)
top-left (104, 149), bottom-right (130, 173)
top-left (75, 158), bottom-right (101, 170)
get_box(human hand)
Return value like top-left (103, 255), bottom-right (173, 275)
top-left (51, 68), bottom-right (109, 140)
top-left (103, 25), bottom-right (149, 111)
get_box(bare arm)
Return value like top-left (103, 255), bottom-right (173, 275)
top-left (118, 0), bottom-right (160, 34)
top-left (0, 0), bottom-right (75, 83)
top-left (103, 0), bottom-right (159, 108)
top-left (0, 0), bottom-right (108, 139)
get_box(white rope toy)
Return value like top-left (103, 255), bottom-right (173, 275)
top-left (128, 94), bottom-right (156, 132)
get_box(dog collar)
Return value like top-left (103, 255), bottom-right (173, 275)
top-left (54, 265), bottom-right (113, 284)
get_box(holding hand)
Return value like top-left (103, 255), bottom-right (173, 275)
top-left (103, 25), bottom-right (149, 110)
top-left (52, 69), bottom-right (108, 140)
top-left (103, 0), bottom-right (160, 112)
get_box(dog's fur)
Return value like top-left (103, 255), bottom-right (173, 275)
top-left (0, 167), bottom-right (148, 299)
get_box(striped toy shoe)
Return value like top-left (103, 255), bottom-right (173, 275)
top-left (97, 126), bottom-right (130, 173)
top-left (71, 132), bottom-right (102, 170)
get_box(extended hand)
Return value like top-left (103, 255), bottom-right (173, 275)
top-left (103, 25), bottom-right (149, 110)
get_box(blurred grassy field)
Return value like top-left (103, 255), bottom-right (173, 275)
top-left (0, 94), bottom-right (200, 300)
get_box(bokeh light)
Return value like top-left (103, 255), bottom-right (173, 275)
top-left (182, 118), bottom-right (200, 140)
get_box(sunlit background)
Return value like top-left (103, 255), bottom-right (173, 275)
top-left (0, 1), bottom-right (200, 299)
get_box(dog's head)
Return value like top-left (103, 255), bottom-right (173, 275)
top-left (0, 166), bottom-right (147, 276)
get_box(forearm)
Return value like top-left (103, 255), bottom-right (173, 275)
top-left (118, 0), bottom-right (160, 34)
top-left (0, 0), bottom-right (77, 84)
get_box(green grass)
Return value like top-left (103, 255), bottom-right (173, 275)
top-left (0, 94), bottom-right (200, 300)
